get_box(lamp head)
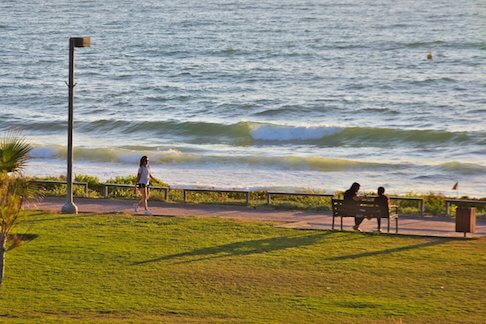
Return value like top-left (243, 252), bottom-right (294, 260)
top-left (71, 37), bottom-right (91, 48)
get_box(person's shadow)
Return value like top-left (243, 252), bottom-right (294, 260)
top-left (325, 238), bottom-right (453, 261)
top-left (131, 232), bottom-right (331, 266)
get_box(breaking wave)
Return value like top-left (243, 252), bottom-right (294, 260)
top-left (29, 145), bottom-right (486, 175)
top-left (7, 119), bottom-right (481, 147)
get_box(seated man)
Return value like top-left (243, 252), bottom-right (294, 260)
top-left (343, 182), bottom-right (364, 231)
top-left (373, 186), bottom-right (390, 232)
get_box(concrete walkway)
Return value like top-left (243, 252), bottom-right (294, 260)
top-left (27, 197), bottom-right (486, 238)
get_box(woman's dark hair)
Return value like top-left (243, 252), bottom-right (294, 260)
top-left (377, 186), bottom-right (385, 195)
top-left (350, 182), bottom-right (360, 193)
top-left (139, 155), bottom-right (148, 167)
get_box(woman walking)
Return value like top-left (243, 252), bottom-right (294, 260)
top-left (134, 155), bottom-right (159, 215)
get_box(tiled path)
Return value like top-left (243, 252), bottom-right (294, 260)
top-left (27, 197), bottom-right (486, 238)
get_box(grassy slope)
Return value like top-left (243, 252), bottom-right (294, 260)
top-left (0, 212), bottom-right (485, 323)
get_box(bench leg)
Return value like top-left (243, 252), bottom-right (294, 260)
top-left (396, 218), bottom-right (398, 234)
top-left (332, 215), bottom-right (335, 230)
top-left (387, 217), bottom-right (390, 233)
top-left (340, 216), bottom-right (343, 231)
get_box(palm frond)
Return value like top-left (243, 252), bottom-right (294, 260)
top-left (0, 133), bottom-right (32, 173)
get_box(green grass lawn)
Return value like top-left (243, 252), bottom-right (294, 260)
top-left (0, 212), bottom-right (485, 323)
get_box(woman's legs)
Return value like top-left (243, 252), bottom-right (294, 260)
top-left (138, 187), bottom-right (148, 210)
top-left (144, 187), bottom-right (150, 210)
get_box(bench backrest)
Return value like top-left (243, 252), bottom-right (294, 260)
top-left (331, 198), bottom-right (382, 217)
top-left (331, 199), bottom-right (355, 217)
top-left (359, 200), bottom-right (381, 215)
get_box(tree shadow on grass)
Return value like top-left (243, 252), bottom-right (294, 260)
top-left (132, 232), bottom-right (332, 266)
top-left (325, 238), bottom-right (453, 261)
top-left (6, 233), bottom-right (39, 251)
top-left (22, 213), bottom-right (92, 224)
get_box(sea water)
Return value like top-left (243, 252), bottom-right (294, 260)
top-left (1, 0), bottom-right (485, 196)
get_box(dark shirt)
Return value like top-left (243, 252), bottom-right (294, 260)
top-left (344, 189), bottom-right (360, 209)
top-left (374, 194), bottom-right (390, 217)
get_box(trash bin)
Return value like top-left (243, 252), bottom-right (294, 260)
top-left (455, 207), bottom-right (476, 234)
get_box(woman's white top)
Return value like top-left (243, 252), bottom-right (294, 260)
top-left (138, 166), bottom-right (151, 185)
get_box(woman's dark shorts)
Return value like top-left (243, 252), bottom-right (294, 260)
top-left (136, 183), bottom-right (148, 189)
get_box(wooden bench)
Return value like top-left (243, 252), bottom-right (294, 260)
top-left (367, 196), bottom-right (424, 216)
top-left (183, 188), bottom-right (250, 205)
top-left (445, 199), bottom-right (486, 215)
top-left (331, 198), bottom-right (398, 233)
top-left (266, 192), bottom-right (334, 205)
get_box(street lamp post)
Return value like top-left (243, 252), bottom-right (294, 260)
top-left (61, 37), bottom-right (91, 214)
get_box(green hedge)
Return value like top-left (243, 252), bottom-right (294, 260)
top-left (27, 175), bottom-right (485, 216)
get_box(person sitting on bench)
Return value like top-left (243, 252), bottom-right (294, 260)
top-left (344, 182), bottom-right (364, 231)
top-left (373, 186), bottom-right (390, 232)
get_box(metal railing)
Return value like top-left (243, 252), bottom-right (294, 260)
top-left (101, 183), bottom-right (169, 201)
top-left (29, 179), bottom-right (89, 195)
top-left (266, 192), bottom-right (334, 205)
top-left (28, 179), bottom-right (434, 216)
top-left (182, 188), bottom-right (251, 205)
top-left (389, 197), bottom-right (424, 217)
top-left (445, 199), bottom-right (486, 215)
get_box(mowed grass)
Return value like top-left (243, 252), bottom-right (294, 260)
top-left (0, 212), bottom-right (485, 323)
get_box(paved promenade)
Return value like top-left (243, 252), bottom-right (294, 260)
top-left (28, 197), bottom-right (486, 238)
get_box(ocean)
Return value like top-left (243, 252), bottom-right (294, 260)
top-left (1, 0), bottom-right (485, 197)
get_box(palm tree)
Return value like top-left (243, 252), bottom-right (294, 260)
top-left (0, 173), bottom-right (29, 287)
top-left (0, 133), bottom-right (32, 173)
top-left (0, 133), bottom-right (33, 287)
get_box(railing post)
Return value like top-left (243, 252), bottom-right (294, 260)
top-left (445, 201), bottom-right (450, 215)
top-left (420, 199), bottom-right (424, 216)
top-left (246, 191), bottom-right (250, 205)
top-left (267, 193), bottom-right (271, 205)
top-left (183, 190), bottom-right (187, 203)
top-left (104, 185), bottom-right (108, 198)
top-left (84, 183), bottom-right (88, 195)
top-left (164, 188), bottom-right (169, 201)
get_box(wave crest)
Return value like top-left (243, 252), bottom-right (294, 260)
top-left (29, 145), bottom-right (486, 176)
top-left (250, 124), bottom-right (341, 141)
top-left (438, 162), bottom-right (486, 175)
top-left (7, 119), bottom-right (481, 147)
